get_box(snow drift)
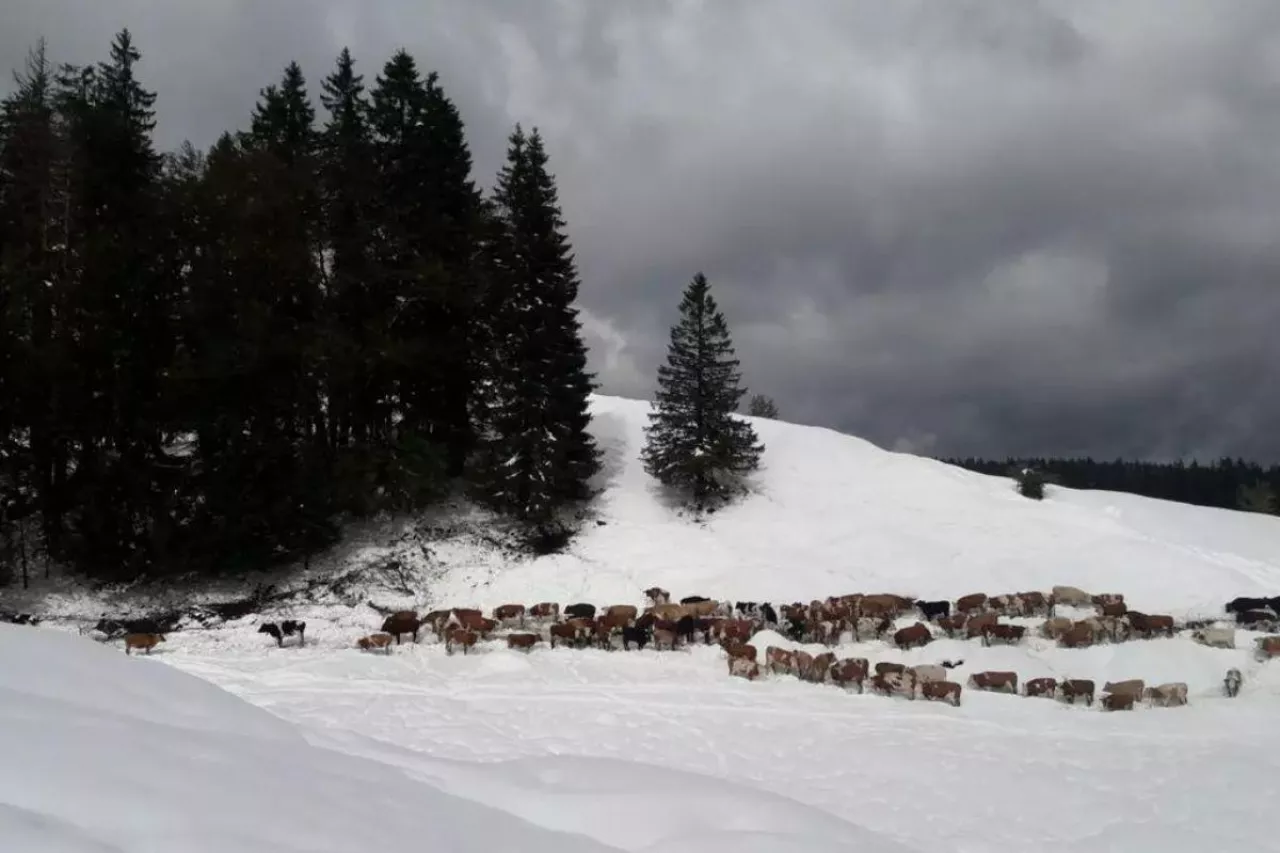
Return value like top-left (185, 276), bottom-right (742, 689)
top-left (0, 624), bottom-right (907, 852)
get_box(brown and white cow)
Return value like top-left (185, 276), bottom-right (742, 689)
top-left (1023, 677), bottom-right (1058, 699)
top-left (955, 593), bottom-right (988, 614)
top-left (894, 622), bottom-right (933, 650)
top-left (1058, 678), bottom-right (1095, 706)
top-left (1255, 636), bottom-right (1280, 660)
top-left (968, 671), bottom-right (1018, 694)
top-left (829, 657), bottom-right (869, 693)
top-left (728, 656), bottom-right (761, 680)
top-left (493, 603), bottom-right (526, 626)
top-left (921, 680), bottom-right (962, 706)
top-left (1102, 691), bottom-right (1136, 711)
top-left (506, 632), bottom-right (541, 651)
top-left (1143, 682), bottom-right (1188, 708)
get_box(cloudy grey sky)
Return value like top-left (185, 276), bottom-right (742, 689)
top-left (6, 0), bottom-right (1280, 461)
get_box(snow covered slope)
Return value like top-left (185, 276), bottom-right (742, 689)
top-left (0, 624), bottom-right (910, 853)
top-left (434, 395), bottom-right (1280, 614)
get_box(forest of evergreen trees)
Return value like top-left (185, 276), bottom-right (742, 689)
top-left (941, 456), bottom-right (1280, 515)
top-left (0, 32), bottom-right (602, 584)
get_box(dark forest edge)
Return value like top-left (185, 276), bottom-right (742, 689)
top-left (940, 456), bottom-right (1280, 515)
top-left (0, 31), bottom-right (602, 587)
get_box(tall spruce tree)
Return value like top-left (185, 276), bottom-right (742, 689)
top-left (471, 125), bottom-right (600, 526)
top-left (641, 272), bottom-right (763, 505)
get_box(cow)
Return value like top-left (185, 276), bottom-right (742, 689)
top-left (989, 594), bottom-right (1023, 617)
top-left (1041, 617), bottom-right (1073, 639)
top-left (1058, 678), bottom-right (1095, 706)
top-left (1051, 585), bottom-right (1092, 608)
top-left (1058, 623), bottom-right (1095, 649)
top-left (564, 603), bottom-right (596, 621)
top-left (1237, 609), bottom-right (1277, 628)
top-left (621, 624), bottom-right (651, 650)
top-left (915, 599), bottom-right (951, 622)
top-left (758, 603), bottom-right (779, 626)
top-left (1098, 601), bottom-right (1128, 618)
top-left (937, 614), bottom-right (968, 638)
top-left (1226, 596), bottom-right (1280, 615)
top-left (257, 620), bottom-right (306, 648)
top-left (1102, 679), bottom-right (1145, 698)
top-left (357, 632), bottom-right (393, 654)
top-left (966, 612), bottom-right (999, 640)
top-left (803, 652), bottom-right (837, 684)
top-left (871, 671), bottom-right (913, 698)
top-left (445, 628), bottom-right (479, 655)
top-left (1127, 612), bottom-right (1175, 639)
top-left (766, 646), bottom-right (798, 676)
top-left (123, 633), bottom-right (165, 655)
top-left (1192, 627), bottom-right (1235, 650)
top-left (647, 603), bottom-right (689, 622)
top-left (1223, 667), bottom-right (1243, 698)
top-left (921, 680), bottom-right (962, 706)
top-left (728, 656), bottom-right (761, 680)
top-left (1253, 636), bottom-right (1280, 660)
top-left (908, 664), bottom-right (946, 685)
top-left (506, 632), bottom-right (541, 651)
top-left (1102, 691), bottom-right (1135, 711)
top-left (721, 641), bottom-right (758, 663)
top-left (829, 657), bottom-right (869, 693)
top-left (1018, 591), bottom-right (1049, 616)
top-left (529, 602), bottom-right (560, 622)
top-left (1143, 682), bottom-right (1188, 708)
top-left (644, 587), bottom-right (671, 605)
top-left (1092, 593), bottom-right (1124, 609)
top-left (605, 604), bottom-right (639, 624)
top-left (859, 594), bottom-right (904, 618)
top-left (983, 623), bottom-right (1025, 646)
top-left (894, 622), bottom-right (933, 651)
top-left (955, 593), bottom-right (988, 614)
top-left (652, 626), bottom-right (679, 651)
top-left (1024, 677), bottom-right (1057, 698)
top-left (380, 611), bottom-right (422, 644)
top-left (853, 616), bottom-right (893, 641)
top-left (875, 661), bottom-right (906, 676)
top-left (967, 671), bottom-right (1018, 694)
top-left (493, 604), bottom-right (526, 626)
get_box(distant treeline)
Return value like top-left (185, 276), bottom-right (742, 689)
top-left (939, 456), bottom-right (1280, 514)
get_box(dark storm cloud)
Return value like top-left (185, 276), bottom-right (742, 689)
top-left (5, 0), bottom-right (1280, 460)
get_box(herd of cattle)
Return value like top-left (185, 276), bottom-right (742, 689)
top-left (320, 583), bottom-right (1276, 711)
top-left (27, 583), bottom-right (1280, 712)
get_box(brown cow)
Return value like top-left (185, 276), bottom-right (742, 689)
top-left (829, 657), bottom-right (869, 692)
top-left (493, 603), bottom-right (526, 626)
top-left (1103, 679), bottom-right (1145, 698)
top-left (875, 661), bottom-right (906, 676)
top-left (506, 632), bottom-right (541, 651)
top-left (966, 612), bottom-right (999, 640)
top-left (968, 671), bottom-right (1018, 694)
top-left (1041, 617), bottom-right (1073, 639)
top-left (937, 614), bottom-right (967, 638)
top-left (683, 599), bottom-right (720, 618)
top-left (766, 646), bottom-right (798, 676)
top-left (475, 617), bottom-right (499, 638)
top-left (859, 594), bottom-right (902, 618)
top-left (445, 628), bottom-right (479, 655)
top-left (956, 593), bottom-right (988, 614)
top-left (653, 627), bottom-right (679, 651)
top-left (1099, 601), bottom-right (1127, 618)
top-left (922, 680), bottom-right (962, 706)
top-left (357, 632), bottom-right (393, 654)
top-left (728, 656), bottom-right (761, 680)
top-left (713, 618), bottom-right (755, 644)
top-left (1092, 593), bottom-right (1124, 608)
top-left (894, 622), bottom-right (933, 650)
top-left (984, 623), bottom-right (1026, 646)
top-left (1102, 692), bottom-right (1135, 711)
top-left (908, 664), bottom-right (946, 684)
top-left (381, 611), bottom-right (422, 644)
top-left (1018, 591), bottom-right (1049, 616)
top-left (1058, 678), bottom-right (1095, 706)
top-left (605, 604), bottom-right (639, 624)
top-left (549, 619), bottom-right (593, 649)
top-left (1058, 623), bottom-right (1095, 649)
top-left (124, 632), bottom-right (165, 655)
top-left (447, 608), bottom-right (486, 631)
top-left (1128, 612), bottom-right (1175, 639)
top-left (870, 671), bottom-right (905, 697)
top-left (647, 603), bottom-right (688, 622)
top-left (989, 594), bottom-right (1023, 616)
top-left (1144, 682), bottom-right (1188, 708)
top-left (1023, 677), bottom-right (1057, 698)
top-left (1255, 636), bottom-right (1280, 659)
top-left (529, 602), bottom-right (560, 621)
top-left (722, 641), bottom-right (758, 663)
top-left (644, 587), bottom-right (671, 605)
top-left (803, 652), bottom-right (837, 684)
top-left (1051, 585), bottom-right (1091, 607)
top-left (853, 616), bottom-right (893, 641)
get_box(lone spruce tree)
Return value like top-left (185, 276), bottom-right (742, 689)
top-left (641, 273), bottom-right (763, 505)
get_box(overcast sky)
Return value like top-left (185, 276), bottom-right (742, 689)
top-left (6, 0), bottom-right (1280, 461)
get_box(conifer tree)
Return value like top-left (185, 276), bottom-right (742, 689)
top-left (746, 394), bottom-right (779, 419)
top-left (641, 273), bottom-right (763, 505)
top-left (471, 125), bottom-right (600, 526)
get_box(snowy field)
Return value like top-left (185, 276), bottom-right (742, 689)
top-left (8, 395), bottom-right (1280, 851)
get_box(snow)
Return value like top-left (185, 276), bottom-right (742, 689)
top-left (9, 394), bottom-right (1280, 851)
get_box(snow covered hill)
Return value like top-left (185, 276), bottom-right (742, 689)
top-left (431, 395), bottom-right (1280, 615)
top-left (9, 395), bottom-right (1280, 852)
